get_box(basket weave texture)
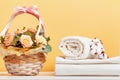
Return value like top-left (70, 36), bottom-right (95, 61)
top-left (4, 53), bottom-right (46, 76)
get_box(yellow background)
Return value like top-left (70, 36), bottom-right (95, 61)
top-left (0, 0), bottom-right (120, 72)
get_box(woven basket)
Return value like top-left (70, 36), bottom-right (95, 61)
top-left (4, 53), bottom-right (46, 76)
top-left (0, 6), bottom-right (47, 76)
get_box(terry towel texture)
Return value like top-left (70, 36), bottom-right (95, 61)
top-left (59, 36), bottom-right (108, 59)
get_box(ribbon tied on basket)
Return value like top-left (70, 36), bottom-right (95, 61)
top-left (14, 5), bottom-right (39, 19)
top-left (0, 5), bottom-right (45, 38)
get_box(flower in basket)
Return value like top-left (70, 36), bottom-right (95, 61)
top-left (20, 35), bottom-right (33, 48)
top-left (3, 32), bottom-right (15, 46)
top-left (0, 26), bottom-right (52, 56)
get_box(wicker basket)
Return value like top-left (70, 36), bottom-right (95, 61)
top-left (4, 53), bottom-right (46, 76)
top-left (0, 6), bottom-right (48, 76)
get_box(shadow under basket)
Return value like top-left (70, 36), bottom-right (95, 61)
top-left (3, 53), bottom-right (46, 76)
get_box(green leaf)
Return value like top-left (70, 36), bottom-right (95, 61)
top-left (46, 37), bottom-right (50, 42)
top-left (36, 25), bottom-right (39, 30)
top-left (12, 34), bottom-right (22, 47)
top-left (0, 36), bottom-right (4, 43)
top-left (36, 25), bottom-right (44, 36)
top-left (42, 44), bottom-right (52, 53)
top-left (22, 27), bottom-right (26, 30)
top-left (12, 34), bottom-right (20, 45)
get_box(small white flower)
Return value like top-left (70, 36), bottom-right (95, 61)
top-left (36, 36), bottom-right (47, 45)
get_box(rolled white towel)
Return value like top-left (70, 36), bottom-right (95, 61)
top-left (89, 38), bottom-right (108, 59)
top-left (59, 36), bottom-right (108, 59)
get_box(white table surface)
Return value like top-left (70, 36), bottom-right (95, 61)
top-left (0, 72), bottom-right (120, 80)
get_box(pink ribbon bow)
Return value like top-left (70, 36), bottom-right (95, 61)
top-left (14, 5), bottom-right (40, 19)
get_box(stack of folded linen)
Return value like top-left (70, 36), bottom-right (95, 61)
top-left (55, 56), bottom-right (120, 76)
top-left (55, 36), bottom-right (120, 76)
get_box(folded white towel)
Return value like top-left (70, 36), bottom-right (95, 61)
top-left (56, 56), bottom-right (120, 64)
top-left (59, 36), bottom-right (108, 59)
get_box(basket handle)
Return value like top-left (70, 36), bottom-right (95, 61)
top-left (0, 5), bottom-right (45, 38)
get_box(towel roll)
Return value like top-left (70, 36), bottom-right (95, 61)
top-left (89, 38), bottom-right (108, 59)
top-left (59, 36), bottom-right (108, 59)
